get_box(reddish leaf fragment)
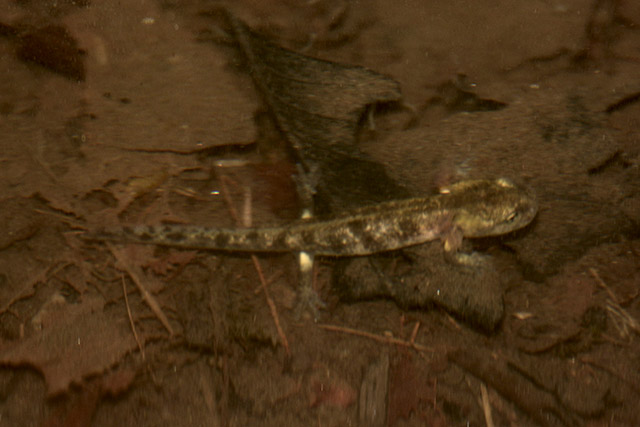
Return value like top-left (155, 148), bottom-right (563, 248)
top-left (146, 250), bottom-right (198, 276)
top-left (42, 387), bottom-right (100, 427)
top-left (100, 368), bottom-right (136, 396)
top-left (388, 353), bottom-right (436, 424)
top-left (0, 295), bottom-right (137, 395)
top-left (17, 25), bottom-right (86, 81)
top-left (309, 373), bottom-right (356, 409)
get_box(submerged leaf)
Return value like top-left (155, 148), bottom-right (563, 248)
top-left (16, 24), bottom-right (86, 82)
top-left (0, 296), bottom-right (137, 395)
top-left (225, 13), bottom-right (400, 160)
top-left (222, 12), bottom-right (409, 211)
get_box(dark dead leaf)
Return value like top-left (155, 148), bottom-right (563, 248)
top-left (145, 249), bottom-right (198, 277)
top-left (16, 25), bottom-right (86, 81)
top-left (0, 21), bottom-right (18, 37)
top-left (448, 349), bottom-right (581, 426)
top-left (42, 387), bottom-right (100, 427)
top-left (0, 197), bottom-right (42, 250)
top-left (335, 244), bottom-right (507, 332)
top-left (0, 295), bottom-right (137, 395)
top-left (427, 75), bottom-right (507, 114)
top-left (42, 362), bottom-right (135, 427)
top-left (224, 13), bottom-right (400, 160)
top-left (222, 12), bottom-right (409, 212)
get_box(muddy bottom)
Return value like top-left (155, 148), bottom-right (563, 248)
top-left (1, 0), bottom-right (639, 426)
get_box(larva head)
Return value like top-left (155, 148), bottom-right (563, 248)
top-left (442, 178), bottom-right (537, 238)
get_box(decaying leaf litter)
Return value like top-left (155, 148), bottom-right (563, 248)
top-left (1, 0), bottom-right (640, 425)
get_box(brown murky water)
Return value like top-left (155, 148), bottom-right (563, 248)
top-left (1, 0), bottom-right (639, 425)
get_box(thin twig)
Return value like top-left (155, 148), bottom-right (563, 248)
top-left (242, 185), bottom-right (252, 228)
top-left (251, 254), bottom-right (290, 355)
top-left (218, 174), bottom-right (240, 223)
top-left (589, 268), bottom-right (620, 303)
top-left (318, 324), bottom-right (435, 353)
top-left (108, 243), bottom-right (174, 336)
top-left (480, 383), bottom-right (495, 427)
top-left (253, 271), bottom-right (285, 294)
top-left (122, 275), bottom-right (145, 360)
top-left (409, 321), bottom-right (420, 344)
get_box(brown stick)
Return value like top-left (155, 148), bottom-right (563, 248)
top-left (122, 275), bottom-right (146, 360)
top-left (108, 243), bottom-right (174, 336)
top-left (318, 323), bottom-right (435, 353)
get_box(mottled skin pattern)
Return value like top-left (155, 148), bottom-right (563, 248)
top-left (90, 178), bottom-right (537, 256)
